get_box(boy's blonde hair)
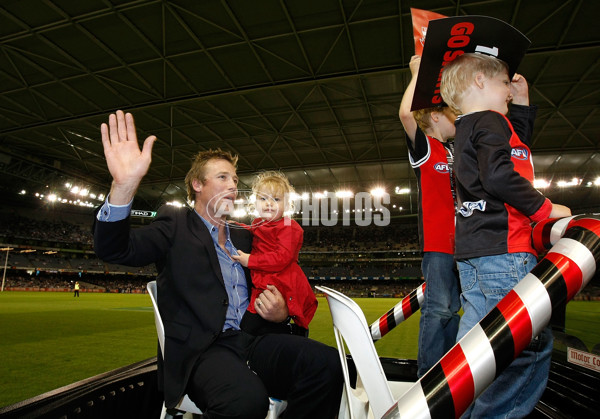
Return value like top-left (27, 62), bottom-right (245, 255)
top-left (252, 171), bottom-right (296, 213)
top-left (184, 148), bottom-right (238, 202)
top-left (440, 53), bottom-right (509, 115)
top-left (413, 106), bottom-right (455, 133)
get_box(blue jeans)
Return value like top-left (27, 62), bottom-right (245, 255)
top-left (457, 253), bottom-right (553, 419)
top-left (417, 252), bottom-right (461, 377)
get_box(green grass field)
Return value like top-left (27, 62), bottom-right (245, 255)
top-left (0, 292), bottom-right (598, 408)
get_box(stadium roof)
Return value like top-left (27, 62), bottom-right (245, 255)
top-left (1, 0), bottom-right (599, 213)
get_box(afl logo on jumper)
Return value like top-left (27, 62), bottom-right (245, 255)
top-left (433, 162), bottom-right (450, 173)
top-left (512, 147), bottom-right (529, 160)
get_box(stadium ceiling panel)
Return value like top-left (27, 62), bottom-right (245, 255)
top-left (0, 0), bottom-right (599, 212)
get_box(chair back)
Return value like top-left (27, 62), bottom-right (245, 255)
top-left (317, 286), bottom-right (395, 419)
top-left (147, 280), bottom-right (165, 355)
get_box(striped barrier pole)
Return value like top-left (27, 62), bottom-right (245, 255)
top-left (531, 215), bottom-right (579, 252)
top-left (370, 283), bottom-right (426, 341)
top-left (382, 215), bottom-right (600, 419)
top-left (370, 215), bottom-right (582, 343)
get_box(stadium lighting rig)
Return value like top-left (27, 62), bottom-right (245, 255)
top-left (534, 179), bottom-right (551, 189)
top-left (533, 177), bottom-right (590, 189)
top-left (21, 180), bottom-right (107, 209)
top-left (370, 187), bottom-right (386, 197)
top-left (556, 177), bottom-right (582, 187)
top-left (335, 190), bottom-right (353, 198)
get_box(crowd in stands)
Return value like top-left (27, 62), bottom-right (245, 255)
top-left (2, 271), bottom-right (430, 299)
top-left (303, 223), bottom-right (419, 251)
top-left (303, 264), bottom-right (423, 279)
top-left (0, 213), bottom-right (423, 280)
top-left (1, 250), bottom-right (154, 275)
top-left (3, 273), bottom-right (149, 294)
top-left (5, 271), bottom-right (599, 301)
top-left (2, 213), bottom-right (600, 300)
top-left (87, 275), bottom-right (150, 293)
top-left (2, 248), bottom-right (422, 281)
top-left (0, 213), bottom-right (420, 252)
top-left (311, 279), bottom-right (424, 298)
top-left (0, 213), bottom-right (93, 246)
top-left (2, 274), bottom-right (73, 290)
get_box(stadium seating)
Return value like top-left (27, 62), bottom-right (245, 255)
top-left (147, 281), bottom-right (288, 419)
top-left (317, 285), bottom-right (414, 419)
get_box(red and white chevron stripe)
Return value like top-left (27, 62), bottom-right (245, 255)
top-left (382, 215), bottom-right (600, 419)
top-left (370, 282), bottom-right (426, 341)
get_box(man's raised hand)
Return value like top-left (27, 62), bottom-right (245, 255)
top-left (101, 110), bottom-right (156, 205)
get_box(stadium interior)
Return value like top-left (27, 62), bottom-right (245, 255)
top-left (1, 0), bottom-right (599, 418)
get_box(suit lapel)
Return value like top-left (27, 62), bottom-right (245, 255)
top-left (187, 209), bottom-right (225, 286)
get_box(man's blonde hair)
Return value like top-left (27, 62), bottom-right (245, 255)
top-left (413, 106), bottom-right (455, 133)
top-left (441, 53), bottom-right (509, 114)
top-left (184, 149), bottom-right (238, 202)
top-left (252, 171), bottom-right (296, 213)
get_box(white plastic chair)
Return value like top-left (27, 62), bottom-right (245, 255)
top-left (147, 281), bottom-right (287, 419)
top-left (316, 286), bottom-right (414, 419)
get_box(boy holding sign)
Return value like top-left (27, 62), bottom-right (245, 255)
top-left (399, 54), bottom-right (461, 378)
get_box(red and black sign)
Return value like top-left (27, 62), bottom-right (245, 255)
top-left (411, 15), bottom-right (531, 111)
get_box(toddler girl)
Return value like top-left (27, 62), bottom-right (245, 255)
top-left (233, 171), bottom-right (317, 336)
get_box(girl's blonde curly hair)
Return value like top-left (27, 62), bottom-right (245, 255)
top-left (251, 171), bottom-right (296, 214)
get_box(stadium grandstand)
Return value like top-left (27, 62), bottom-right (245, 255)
top-left (0, 207), bottom-right (431, 298)
top-left (2, 209), bottom-right (599, 302)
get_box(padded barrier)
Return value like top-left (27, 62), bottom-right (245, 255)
top-left (382, 215), bottom-right (600, 419)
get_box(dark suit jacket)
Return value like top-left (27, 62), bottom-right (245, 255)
top-left (94, 205), bottom-right (253, 408)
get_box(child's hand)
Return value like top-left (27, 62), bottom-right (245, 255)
top-left (231, 249), bottom-right (249, 267)
top-left (409, 55), bottom-right (421, 77)
top-left (550, 203), bottom-right (572, 218)
top-left (511, 73), bottom-right (529, 106)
